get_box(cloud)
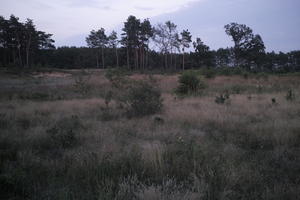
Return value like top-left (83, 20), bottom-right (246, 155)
top-left (134, 6), bottom-right (155, 11)
top-left (66, 0), bottom-right (101, 7)
top-left (0, 0), bottom-right (204, 46)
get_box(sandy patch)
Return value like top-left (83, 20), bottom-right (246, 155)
top-left (32, 72), bottom-right (72, 78)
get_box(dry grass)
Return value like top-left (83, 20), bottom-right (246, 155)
top-left (0, 70), bottom-right (299, 200)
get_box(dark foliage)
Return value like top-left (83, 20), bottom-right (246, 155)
top-left (176, 71), bottom-right (206, 95)
top-left (1, 15), bottom-right (300, 73)
top-left (122, 81), bottom-right (163, 117)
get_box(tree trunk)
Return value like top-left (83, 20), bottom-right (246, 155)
top-left (127, 46), bottom-right (129, 69)
top-left (141, 47), bottom-right (144, 71)
top-left (96, 50), bottom-right (99, 68)
top-left (26, 49), bottom-right (29, 67)
top-left (4, 49), bottom-right (8, 66)
top-left (26, 34), bottom-right (32, 67)
top-left (182, 52), bottom-right (185, 71)
top-left (144, 49), bottom-right (146, 70)
top-left (170, 53), bottom-right (173, 70)
top-left (141, 48), bottom-right (143, 70)
top-left (174, 54), bottom-right (177, 70)
top-left (165, 53), bottom-right (168, 70)
top-left (234, 47), bottom-right (239, 68)
top-left (134, 49), bottom-right (136, 70)
top-left (17, 45), bottom-right (22, 67)
top-left (135, 48), bottom-right (139, 70)
top-left (115, 47), bottom-right (119, 67)
top-left (101, 47), bottom-right (105, 69)
top-left (146, 49), bottom-right (148, 69)
top-left (12, 50), bottom-right (16, 65)
top-left (146, 42), bottom-right (149, 69)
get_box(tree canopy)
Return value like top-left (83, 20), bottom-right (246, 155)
top-left (224, 22), bottom-right (265, 68)
top-left (0, 14), bottom-right (299, 73)
top-left (0, 15), bottom-right (54, 67)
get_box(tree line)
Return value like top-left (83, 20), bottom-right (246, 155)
top-left (0, 15), bottom-right (55, 68)
top-left (0, 14), bottom-right (299, 72)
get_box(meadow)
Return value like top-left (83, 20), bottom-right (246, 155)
top-left (0, 69), bottom-right (299, 200)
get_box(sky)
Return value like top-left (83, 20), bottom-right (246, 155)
top-left (1, 0), bottom-right (300, 52)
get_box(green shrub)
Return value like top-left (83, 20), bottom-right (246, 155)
top-left (176, 71), bottom-right (206, 96)
top-left (121, 81), bottom-right (163, 118)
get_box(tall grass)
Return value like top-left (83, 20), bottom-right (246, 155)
top-left (0, 69), bottom-right (299, 199)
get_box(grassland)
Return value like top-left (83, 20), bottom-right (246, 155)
top-left (0, 69), bottom-right (300, 200)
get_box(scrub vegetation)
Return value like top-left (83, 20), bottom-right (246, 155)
top-left (1, 69), bottom-right (299, 200)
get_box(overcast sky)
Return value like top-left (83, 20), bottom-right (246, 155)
top-left (1, 0), bottom-right (300, 52)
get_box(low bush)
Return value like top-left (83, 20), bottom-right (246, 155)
top-left (121, 81), bottom-right (163, 118)
top-left (176, 71), bottom-right (206, 96)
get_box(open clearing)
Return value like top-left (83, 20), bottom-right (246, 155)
top-left (1, 70), bottom-right (300, 200)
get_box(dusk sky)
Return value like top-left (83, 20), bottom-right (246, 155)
top-left (1, 0), bottom-right (300, 52)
